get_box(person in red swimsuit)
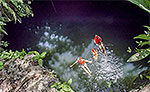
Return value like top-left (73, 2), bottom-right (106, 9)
top-left (70, 57), bottom-right (92, 75)
top-left (93, 35), bottom-right (106, 54)
top-left (92, 48), bottom-right (98, 61)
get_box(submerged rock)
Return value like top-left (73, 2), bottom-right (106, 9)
top-left (0, 55), bottom-right (58, 92)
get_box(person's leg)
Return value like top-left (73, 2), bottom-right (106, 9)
top-left (81, 65), bottom-right (91, 75)
top-left (84, 63), bottom-right (92, 74)
top-left (98, 44), bottom-right (104, 54)
top-left (101, 42), bottom-right (106, 53)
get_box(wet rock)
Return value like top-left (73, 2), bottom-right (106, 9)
top-left (130, 83), bottom-right (150, 92)
top-left (130, 69), bottom-right (150, 92)
top-left (139, 83), bottom-right (150, 92)
top-left (0, 55), bottom-right (58, 92)
top-left (131, 69), bottom-right (150, 89)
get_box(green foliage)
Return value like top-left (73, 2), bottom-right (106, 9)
top-left (28, 51), bottom-right (47, 67)
top-left (127, 26), bottom-right (150, 62)
top-left (0, 49), bottom-right (26, 60)
top-left (50, 72), bottom-right (55, 78)
top-left (128, 0), bottom-right (150, 13)
top-left (106, 80), bottom-right (115, 88)
top-left (0, 0), bottom-right (33, 35)
top-left (127, 48), bottom-right (150, 62)
top-left (0, 61), bottom-right (4, 70)
top-left (68, 78), bottom-right (72, 85)
top-left (51, 78), bottom-right (73, 92)
top-left (106, 81), bottom-right (112, 88)
top-left (0, 49), bottom-right (47, 67)
top-left (139, 86), bottom-right (143, 89)
top-left (127, 47), bottom-right (132, 53)
top-left (0, 41), bottom-right (9, 47)
top-left (146, 75), bottom-right (150, 80)
top-left (140, 74), bottom-right (143, 80)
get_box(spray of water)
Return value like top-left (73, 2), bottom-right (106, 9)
top-left (35, 25), bottom-right (146, 92)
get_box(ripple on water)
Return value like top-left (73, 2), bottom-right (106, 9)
top-left (37, 30), bottom-right (126, 91)
top-left (37, 27), bottom-right (145, 92)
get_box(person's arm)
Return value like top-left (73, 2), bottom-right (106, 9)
top-left (84, 59), bottom-right (92, 63)
top-left (70, 60), bottom-right (78, 67)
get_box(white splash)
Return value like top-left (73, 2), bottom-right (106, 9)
top-left (37, 28), bottom-right (144, 91)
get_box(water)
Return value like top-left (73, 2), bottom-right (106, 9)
top-left (4, 1), bottom-right (149, 92)
top-left (35, 26), bottom-right (146, 92)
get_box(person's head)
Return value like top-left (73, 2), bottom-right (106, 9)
top-left (80, 57), bottom-right (82, 60)
top-left (95, 35), bottom-right (98, 38)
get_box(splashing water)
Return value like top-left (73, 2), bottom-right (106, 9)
top-left (35, 25), bottom-right (146, 92)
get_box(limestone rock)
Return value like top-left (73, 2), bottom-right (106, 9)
top-left (0, 55), bottom-right (58, 92)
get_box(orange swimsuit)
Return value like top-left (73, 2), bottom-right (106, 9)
top-left (78, 57), bottom-right (85, 65)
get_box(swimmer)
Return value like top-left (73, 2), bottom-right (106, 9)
top-left (92, 48), bottom-right (98, 61)
top-left (93, 35), bottom-right (106, 54)
top-left (70, 57), bottom-right (92, 75)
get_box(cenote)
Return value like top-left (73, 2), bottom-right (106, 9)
top-left (4, 1), bottom-right (149, 92)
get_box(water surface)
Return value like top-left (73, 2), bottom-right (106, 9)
top-left (4, 1), bottom-right (149, 91)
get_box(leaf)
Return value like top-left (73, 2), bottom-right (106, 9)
top-left (106, 81), bottom-right (111, 88)
top-left (127, 49), bottom-right (150, 62)
top-left (127, 47), bottom-right (132, 53)
top-left (68, 78), bottom-right (72, 85)
top-left (62, 82), bottom-right (66, 85)
top-left (50, 72), bottom-right (55, 78)
top-left (57, 82), bottom-right (61, 85)
top-left (38, 59), bottom-right (43, 67)
top-left (62, 84), bottom-right (71, 91)
top-left (140, 74), bottom-right (143, 80)
top-left (51, 83), bottom-right (57, 88)
top-left (40, 52), bottom-right (47, 59)
top-left (134, 34), bottom-right (150, 40)
top-left (59, 89), bottom-right (65, 92)
top-left (141, 41), bottom-right (150, 46)
top-left (32, 56), bottom-right (40, 61)
top-left (144, 25), bottom-right (150, 31)
top-left (139, 4), bottom-right (150, 13)
top-left (56, 84), bottom-right (63, 89)
top-left (0, 61), bottom-right (4, 70)
top-left (139, 86), bottom-right (143, 89)
top-left (128, 0), bottom-right (150, 13)
top-left (146, 76), bottom-right (150, 80)
top-left (128, 0), bottom-right (139, 5)
top-left (20, 56), bottom-right (24, 60)
top-left (2, 1), bottom-right (17, 23)
top-left (0, 26), bottom-right (8, 35)
top-left (18, 0), bottom-right (24, 3)
top-left (0, 21), bottom-right (6, 25)
top-left (28, 51), bottom-right (40, 56)
top-left (0, 17), bottom-right (11, 22)
top-left (148, 60), bottom-right (150, 63)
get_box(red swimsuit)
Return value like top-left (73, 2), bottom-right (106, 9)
top-left (78, 57), bottom-right (85, 65)
top-left (92, 48), bottom-right (98, 56)
top-left (93, 35), bottom-right (102, 44)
